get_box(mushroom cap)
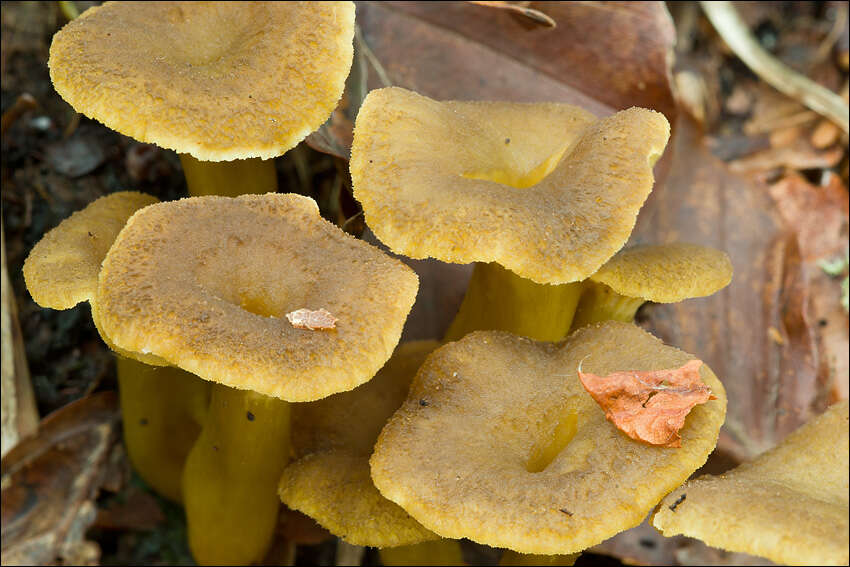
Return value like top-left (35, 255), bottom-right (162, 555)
top-left (370, 322), bottom-right (726, 555)
top-left (96, 193), bottom-right (419, 402)
top-left (49, 1), bottom-right (355, 162)
top-left (652, 400), bottom-right (849, 566)
top-left (23, 191), bottom-right (159, 310)
top-left (280, 341), bottom-right (440, 547)
top-left (350, 87), bottom-right (670, 285)
top-left (589, 243), bottom-right (733, 303)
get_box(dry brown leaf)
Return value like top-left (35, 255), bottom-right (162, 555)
top-left (578, 359), bottom-right (715, 448)
top-left (633, 117), bottom-right (825, 462)
top-left (307, 1), bottom-right (676, 159)
top-left (1, 391), bottom-right (119, 565)
top-left (285, 308), bottom-right (339, 331)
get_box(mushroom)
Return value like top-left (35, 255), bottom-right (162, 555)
top-left (21, 191), bottom-right (206, 503)
top-left (94, 193), bottom-right (418, 564)
top-left (45, 0), bottom-right (355, 509)
top-left (370, 321), bottom-right (726, 555)
top-left (350, 87), bottom-right (670, 342)
top-left (279, 340), bottom-right (440, 548)
top-left (48, 1), bottom-right (355, 196)
top-left (570, 242), bottom-right (733, 330)
top-left (652, 400), bottom-right (849, 566)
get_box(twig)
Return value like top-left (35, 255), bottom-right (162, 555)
top-left (469, 1), bottom-right (557, 28)
top-left (1, 93), bottom-right (38, 137)
top-left (355, 26), bottom-right (392, 88)
top-left (814, 2), bottom-right (848, 64)
top-left (701, 1), bottom-right (849, 134)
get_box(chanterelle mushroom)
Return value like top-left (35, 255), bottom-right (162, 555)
top-left (370, 321), bottom-right (726, 555)
top-left (350, 87), bottom-right (670, 341)
top-left (652, 400), bottom-right (849, 566)
top-left (280, 341), bottom-right (440, 548)
top-left (49, 1), bottom-right (355, 195)
top-left (570, 242), bottom-right (733, 330)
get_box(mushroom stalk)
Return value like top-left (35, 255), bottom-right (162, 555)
top-left (569, 282), bottom-right (646, 330)
top-left (183, 384), bottom-right (291, 566)
top-left (179, 155), bottom-right (278, 197)
top-left (379, 540), bottom-right (466, 566)
top-left (444, 262), bottom-right (583, 342)
top-left (117, 358), bottom-right (210, 502)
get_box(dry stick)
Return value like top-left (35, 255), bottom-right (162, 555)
top-left (701, 1), bottom-right (849, 134)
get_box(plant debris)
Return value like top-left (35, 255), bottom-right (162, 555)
top-left (285, 308), bottom-right (339, 331)
top-left (578, 359), bottom-right (716, 448)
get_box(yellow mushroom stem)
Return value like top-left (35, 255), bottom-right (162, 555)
top-left (500, 551), bottom-right (580, 565)
top-left (179, 154), bottom-right (278, 197)
top-left (379, 539), bottom-right (466, 566)
top-left (444, 262), bottom-right (583, 342)
top-left (183, 384), bottom-right (291, 566)
top-left (117, 357), bottom-right (210, 503)
top-left (569, 281), bottom-right (646, 331)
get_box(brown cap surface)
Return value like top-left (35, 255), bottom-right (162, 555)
top-left (652, 400), bottom-right (849, 566)
top-left (23, 191), bottom-right (159, 310)
top-left (49, 2), bottom-right (354, 161)
top-left (350, 87), bottom-right (670, 285)
top-left (280, 341), bottom-right (440, 547)
top-left (96, 193), bottom-right (419, 402)
top-left (589, 243), bottom-right (733, 303)
top-left (370, 322), bottom-right (726, 555)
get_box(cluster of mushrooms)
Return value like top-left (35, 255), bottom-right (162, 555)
top-left (21, 2), bottom-right (848, 566)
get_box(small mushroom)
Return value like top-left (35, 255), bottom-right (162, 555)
top-left (280, 340), bottom-right (440, 548)
top-left (370, 321), bottom-right (726, 555)
top-left (49, 1), bottom-right (355, 195)
top-left (21, 192), bottom-right (207, 503)
top-left (351, 87), bottom-right (670, 341)
top-left (95, 193), bottom-right (418, 564)
top-left (570, 242), bottom-right (733, 330)
top-left (652, 400), bottom-right (849, 566)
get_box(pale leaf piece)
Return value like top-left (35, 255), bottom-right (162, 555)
top-left (285, 308), bottom-right (339, 331)
top-left (578, 359), bottom-right (715, 448)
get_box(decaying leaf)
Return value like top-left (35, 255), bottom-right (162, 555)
top-left (1, 391), bottom-right (119, 565)
top-left (578, 359), bottom-right (715, 447)
top-left (285, 308), bottom-right (339, 331)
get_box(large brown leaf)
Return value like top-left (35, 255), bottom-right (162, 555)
top-left (631, 118), bottom-right (826, 462)
top-left (1, 392), bottom-right (119, 565)
top-left (307, 1), bottom-right (677, 158)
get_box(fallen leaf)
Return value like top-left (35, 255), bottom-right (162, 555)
top-left (285, 308), bottom-right (338, 331)
top-left (578, 359), bottom-right (714, 447)
top-left (307, 1), bottom-right (676, 159)
top-left (1, 391), bottom-right (119, 565)
top-left (467, 2), bottom-right (556, 28)
top-left (633, 117), bottom-right (825, 461)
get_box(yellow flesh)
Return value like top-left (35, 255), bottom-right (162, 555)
top-left (569, 281), bottom-right (646, 330)
top-left (526, 411), bottom-right (579, 474)
top-left (179, 154), bottom-right (277, 197)
top-left (117, 357), bottom-right (209, 503)
top-left (183, 384), bottom-right (291, 566)
top-left (444, 262), bottom-right (583, 342)
top-left (461, 144), bottom-right (568, 189)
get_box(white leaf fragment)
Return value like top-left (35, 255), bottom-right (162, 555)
top-left (285, 308), bottom-right (338, 330)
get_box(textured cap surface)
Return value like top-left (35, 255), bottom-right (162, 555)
top-left (23, 191), bottom-right (159, 310)
top-left (652, 400), bottom-right (849, 566)
top-left (280, 341), bottom-right (440, 547)
top-left (96, 193), bottom-right (419, 401)
top-left (370, 322), bottom-right (726, 554)
top-left (589, 243), bottom-right (733, 303)
top-left (49, 1), bottom-right (354, 161)
top-left (350, 87), bottom-right (670, 284)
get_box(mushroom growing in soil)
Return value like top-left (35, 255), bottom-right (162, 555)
top-left (25, 193), bottom-right (418, 565)
top-left (370, 321), bottom-right (726, 555)
top-left (652, 400), bottom-right (849, 566)
top-left (93, 193), bottom-right (417, 565)
top-left (570, 242), bottom-right (733, 330)
top-left (49, 1), bottom-right (355, 196)
top-left (46, 0), bottom-right (356, 512)
top-left (21, 191), bottom-right (207, 504)
top-left (350, 87), bottom-right (670, 342)
top-left (279, 340), bottom-right (440, 548)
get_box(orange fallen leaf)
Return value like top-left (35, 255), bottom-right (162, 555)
top-left (285, 308), bottom-right (338, 331)
top-left (578, 359), bottom-right (716, 448)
